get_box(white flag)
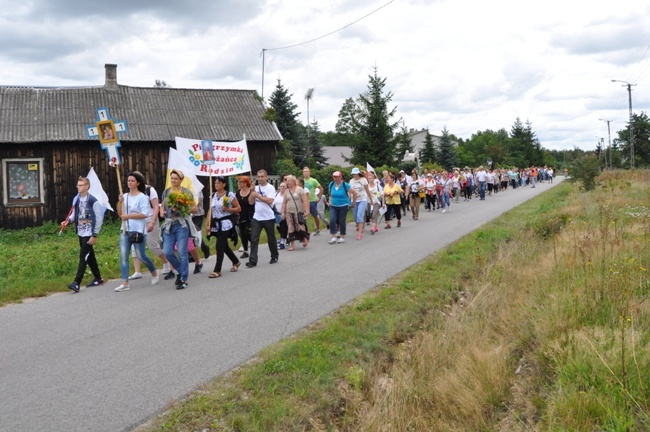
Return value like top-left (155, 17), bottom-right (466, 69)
top-left (166, 147), bottom-right (204, 204)
top-left (87, 167), bottom-right (113, 212)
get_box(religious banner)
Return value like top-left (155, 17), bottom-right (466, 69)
top-left (174, 136), bottom-right (251, 177)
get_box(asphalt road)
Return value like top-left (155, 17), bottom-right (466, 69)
top-left (0, 179), bottom-right (563, 432)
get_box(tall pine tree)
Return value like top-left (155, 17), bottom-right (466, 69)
top-left (350, 67), bottom-right (399, 166)
top-left (438, 126), bottom-right (457, 171)
top-left (395, 123), bottom-right (415, 161)
top-left (269, 79), bottom-right (306, 167)
top-left (419, 129), bottom-right (438, 164)
top-left (305, 119), bottom-right (328, 169)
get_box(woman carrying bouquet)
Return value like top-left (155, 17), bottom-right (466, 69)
top-left (207, 176), bottom-right (241, 278)
top-left (160, 170), bottom-right (197, 290)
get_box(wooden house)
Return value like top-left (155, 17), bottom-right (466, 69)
top-left (0, 64), bottom-right (282, 229)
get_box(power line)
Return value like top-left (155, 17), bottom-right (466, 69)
top-left (264, 0), bottom-right (396, 52)
top-left (260, 0), bottom-right (396, 97)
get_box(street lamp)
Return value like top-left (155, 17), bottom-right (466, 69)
top-left (305, 88), bottom-right (314, 166)
top-left (599, 119), bottom-right (612, 169)
top-left (611, 79), bottom-right (636, 168)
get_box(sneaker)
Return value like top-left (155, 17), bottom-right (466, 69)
top-left (238, 246), bottom-right (244, 252)
top-left (314, 229), bottom-right (320, 236)
top-left (278, 243), bottom-right (285, 250)
top-left (245, 262), bottom-right (257, 268)
top-left (193, 263), bottom-right (203, 274)
top-left (128, 272), bottom-right (143, 280)
top-left (240, 252), bottom-right (249, 259)
top-left (176, 281), bottom-right (188, 290)
top-left (337, 238), bottom-right (345, 244)
top-left (356, 234), bottom-right (362, 240)
top-left (162, 263), bottom-right (171, 274)
top-left (269, 257), bottom-right (278, 264)
top-left (151, 273), bottom-right (159, 285)
top-left (68, 281), bottom-right (80, 292)
top-left (328, 237), bottom-right (337, 244)
top-left (164, 271), bottom-right (176, 280)
top-left (85, 278), bottom-right (104, 288)
top-left (442, 209), bottom-right (446, 213)
top-left (115, 283), bottom-right (130, 292)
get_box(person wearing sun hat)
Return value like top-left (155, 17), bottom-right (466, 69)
top-left (348, 167), bottom-right (373, 240)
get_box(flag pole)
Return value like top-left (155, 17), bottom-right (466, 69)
top-left (206, 169), bottom-right (213, 235)
top-left (115, 164), bottom-right (126, 234)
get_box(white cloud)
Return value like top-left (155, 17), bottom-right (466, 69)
top-left (0, 0), bottom-right (649, 151)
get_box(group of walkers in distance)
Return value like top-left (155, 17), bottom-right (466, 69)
top-left (63, 164), bottom-right (557, 293)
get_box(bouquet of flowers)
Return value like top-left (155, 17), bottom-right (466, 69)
top-left (166, 191), bottom-right (193, 217)
top-left (222, 195), bottom-right (230, 207)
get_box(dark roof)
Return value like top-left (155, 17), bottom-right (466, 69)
top-left (0, 85), bottom-right (282, 143)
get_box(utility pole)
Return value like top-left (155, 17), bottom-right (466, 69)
top-left (611, 80), bottom-right (636, 168)
top-left (599, 119), bottom-right (613, 169)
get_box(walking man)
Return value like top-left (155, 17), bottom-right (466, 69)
top-left (246, 170), bottom-right (279, 267)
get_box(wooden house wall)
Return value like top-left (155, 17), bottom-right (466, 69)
top-left (0, 140), bottom-right (276, 229)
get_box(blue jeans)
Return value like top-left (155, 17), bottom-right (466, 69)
top-left (479, 181), bottom-right (486, 199)
top-left (441, 191), bottom-right (450, 209)
top-left (329, 205), bottom-right (349, 236)
top-left (163, 221), bottom-right (190, 282)
top-left (352, 201), bottom-right (367, 224)
top-left (120, 233), bottom-right (155, 281)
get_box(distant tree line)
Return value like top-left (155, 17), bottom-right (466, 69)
top-left (263, 69), bottom-right (650, 176)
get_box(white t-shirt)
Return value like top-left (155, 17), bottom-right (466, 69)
top-left (349, 177), bottom-right (369, 202)
top-left (476, 170), bottom-right (487, 182)
top-left (123, 192), bottom-right (152, 234)
top-left (409, 179), bottom-right (422, 195)
top-left (253, 183), bottom-right (276, 221)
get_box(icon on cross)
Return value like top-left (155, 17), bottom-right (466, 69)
top-left (86, 107), bottom-right (128, 165)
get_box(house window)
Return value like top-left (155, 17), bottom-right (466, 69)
top-left (3, 158), bottom-right (45, 205)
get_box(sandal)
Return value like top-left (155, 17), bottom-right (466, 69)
top-left (287, 246), bottom-right (295, 251)
top-left (208, 272), bottom-right (221, 278)
top-left (230, 262), bottom-right (241, 272)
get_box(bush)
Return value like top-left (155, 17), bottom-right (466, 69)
top-left (568, 155), bottom-right (600, 191)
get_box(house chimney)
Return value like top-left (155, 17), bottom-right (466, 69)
top-left (104, 64), bottom-right (118, 91)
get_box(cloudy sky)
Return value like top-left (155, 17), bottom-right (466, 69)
top-left (1, 0), bottom-right (649, 151)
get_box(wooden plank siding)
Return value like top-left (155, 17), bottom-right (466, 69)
top-left (0, 140), bottom-right (275, 229)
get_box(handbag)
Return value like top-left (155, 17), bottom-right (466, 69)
top-left (289, 189), bottom-right (306, 225)
top-left (128, 231), bottom-right (144, 243)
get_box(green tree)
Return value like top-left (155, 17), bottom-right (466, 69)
top-left (508, 118), bottom-right (542, 167)
top-left (438, 126), bottom-right (457, 171)
top-left (395, 123), bottom-right (414, 161)
top-left (350, 67), bottom-right (399, 166)
top-left (334, 97), bottom-right (362, 150)
top-left (419, 129), bottom-right (437, 164)
top-left (568, 154), bottom-right (600, 191)
top-left (615, 111), bottom-right (650, 168)
top-left (269, 79), bottom-right (306, 167)
top-left (304, 119), bottom-right (328, 169)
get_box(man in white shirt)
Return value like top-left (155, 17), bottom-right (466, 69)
top-left (246, 170), bottom-right (279, 267)
top-left (475, 166), bottom-right (488, 200)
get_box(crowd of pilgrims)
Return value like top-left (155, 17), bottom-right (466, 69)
top-left (63, 165), bottom-right (556, 293)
